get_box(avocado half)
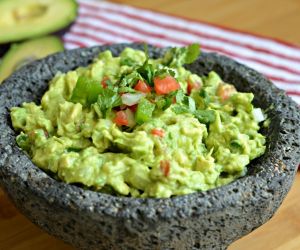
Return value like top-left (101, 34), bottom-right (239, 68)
top-left (0, 36), bottom-right (64, 83)
top-left (0, 0), bottom-right (77, 44)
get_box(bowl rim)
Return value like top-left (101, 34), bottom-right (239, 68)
top-left (0, 43), bottom-right (299, 219)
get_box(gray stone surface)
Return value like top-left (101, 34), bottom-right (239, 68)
top-left (0, 43), bottom-right (299, 250)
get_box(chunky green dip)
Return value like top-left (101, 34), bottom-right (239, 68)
top-left (10, 45), bottom-right (266, 198)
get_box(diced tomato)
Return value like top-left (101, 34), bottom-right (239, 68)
top-left (101, 76), bottom-right (109, 88)
top-left (154, 76), bottom-right (180, 95)
top-left (128, 104), bottom-right (138, 112)
top-left (187, 80), bottom-right (201, 95)
top-left (134, 80), bottom-right (152, 93)
top-left (217, 84), bottom-right (237, 102)
top-left (151, 128), bottom-right (165, 137)
top-left (160, 160), bottom-right (170, 177)
top-left (113, 111), bottom-right (128, 126)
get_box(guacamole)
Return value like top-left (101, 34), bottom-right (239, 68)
top-left (10, 44), bottom-right (266, 198)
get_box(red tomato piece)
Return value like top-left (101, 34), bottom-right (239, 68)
top-left (151, 128), bottom-right (165, 137)
top-left (187, 80), bottom-right (201, 95)
top-left (101, 76), bottom-right (109, 88)
top-left (113, 111), bottom-right (128, 126)
top-left (134, 80), bottom-right (152, 93)
top-left (128, 104), bottom-right (138, 112)
top-left (154, 76), bottom-right (180, 95)
top-left (160, 160), bottom-right (170, 177)
top-left (217, 84), bottom-right (237, 102)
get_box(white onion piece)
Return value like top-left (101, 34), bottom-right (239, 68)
top-left (121, 93), bottom-right (145, 106)
top-left (253, 108), bottom-right (265, 122)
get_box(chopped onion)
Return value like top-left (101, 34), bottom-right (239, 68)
top-left (253, 108), bottom-right (265, 122)
top-left (121, 93), bottom-right (145, 106)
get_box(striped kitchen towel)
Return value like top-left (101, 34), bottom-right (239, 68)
top-left (64, 0), bottom-right (300, 104)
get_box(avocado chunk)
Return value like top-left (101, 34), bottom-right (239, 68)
top-left (0, 36), bottom-right (64, 83)
top-left (0, 0), bottom-right (77, 44)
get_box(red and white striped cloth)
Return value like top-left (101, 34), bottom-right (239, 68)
top-left (63, 0), bottom-right (300, 104)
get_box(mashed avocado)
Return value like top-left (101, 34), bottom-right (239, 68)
top-left (10, 44), bottom-right (266, 198)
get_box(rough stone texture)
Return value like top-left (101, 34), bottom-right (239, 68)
top-left (0, 43), bottom-right (299, 250)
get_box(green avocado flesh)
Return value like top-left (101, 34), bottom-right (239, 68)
top-left (10, 45), bottom-right (266, 198)
top-left (0, 0), bottom-right (77, 44)
top-left (0, 36), bottom-right (64, 83)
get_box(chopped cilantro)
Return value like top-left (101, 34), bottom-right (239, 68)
top-left (193, 109), bottom-right (215, 124)
top-left (97, 88), bottom-right (122, 118)
top-left (118, 86), bottom-right (137, 93)
top-left (119, 71), bottom-right (142, 88)
top-left (137, 59), bottom-right (155, 86)
top-left (175, 89), bottom-right (185, 103)
top-left (172, 104), bottom-right (190, 114)
top-left (120, 57), bottom-right (138, 66)
top-left (172, 89), bottom-right (215, 124)
top-left (135, 98), bottom-right (156, 124)
top-left (162, 96), bottom-right (173, 110)
top-left (162, 43), bottom-right (200, 67)
top-left (16, 133), bottom-right (30, 151)
top-left (199, 89), bottom-right (210, 107)
top-left (185, 43), bottom-right (201, 64)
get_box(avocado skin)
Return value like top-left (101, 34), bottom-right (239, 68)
top-left (0, 44), bottom-right (299, 250)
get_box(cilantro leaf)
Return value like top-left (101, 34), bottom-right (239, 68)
top-left (193, 110), bottom-right (215, 124)
top-left (118, 86), bottom-right (137, 93)
top-left (120, 57), bottom-right (137, 67)
top-left (156, 90), bottom-right (179, 111)
top-left (175, 89), bottom-right (185, 103)
top-left (187, 97), bottom-right (196, 113)
top-left (70, 76), bottom-right (103, 106)
top-left (16, 133), bottom-right (31, 151)
top-left (175, 90), bottom-right (196, 113)
top-left (135, 98), bottom-right (156, 124)
top-left (199, 89), bottom-right (210, 107)
top-left (119, 71), bottom-right (142, 88)
top-left (172, 104), bottom-right (190, 114)
top-left (97, 88), bottom-right (122, 117)
top-left (172, 104), bottom-right (215, 124)
top-left (162, 43), bottom-right (200, 67)
top-left (118, 44), bottom-right (180, 88)
top-left (134, 44), bottom-right (155, 86)
top-left (162, 96), bottom-right (173, 110)
top-left (137, 59), bottom-right (155, 86)
top-left (154, 67), bottom-right (176, 79)
top-left (172, 88), bottom-right (215, 124)
top-left (185, 43), bottom-right (201, 64)
top-left (156, 96), bottom-right (172, 111)
top-left (104, 78), bottom-right (114, 90)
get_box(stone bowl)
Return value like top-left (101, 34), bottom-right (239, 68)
top-left (0, 43), bottom-right (299, 250)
